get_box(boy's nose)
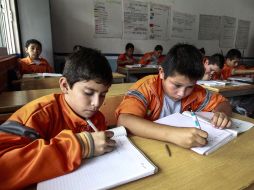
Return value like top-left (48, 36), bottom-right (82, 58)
top-left (91, 96), bottom-right (100, 108)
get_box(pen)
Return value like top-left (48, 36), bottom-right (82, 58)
top-left (165, 144), bottom-right (171, 157)
top-left (86, 119), bottom-right (98, 132)
top-left (190, 110), bottom-right (201, 129)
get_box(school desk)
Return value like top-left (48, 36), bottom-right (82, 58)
top-left (117, 66), bottom-right (158, 82)
top-left (114, 113), bottom-right (254, 190)
top-left (12, 72), bottom-right (126, 90)
top-left (201, 83), bottom-right (254, 97)
top-left (0, 83), bottom-right (133, 114)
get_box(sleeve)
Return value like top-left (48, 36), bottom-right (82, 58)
top-left (138, 53), bottom-right (149, 65)
top-left (0, 108), bottom-right (90, 189)
top-left (43, 59), bottom-right (53, 73)
top-left (115, 83), bottom-right (151, 119)
top-left (221, 66), bottom-right (233, 80)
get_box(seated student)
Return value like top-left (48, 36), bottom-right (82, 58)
top-left (139, 45), bottom-right (165, 65)
top-left (117, 43), bottom-right (137, 67)
top-left (0, 48), bottom-right (116, 189)
top-left (214, 49), bottom-right (254, 80)
top-left (116, 43), bottom-right (232, 149)
top-left (18, 39), bottom-right (53, 75)
top-left (202, 53), bottom-right (224, 80)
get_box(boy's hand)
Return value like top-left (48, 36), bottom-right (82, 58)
top-left (173, 128), bottom-right (208, 148)
top-left (91, 131), bottom-right (116, 156)
top-left (211, 112), bottom-right (232, 129)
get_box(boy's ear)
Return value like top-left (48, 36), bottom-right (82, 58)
top-left (158, 66), bottom-right (165, 80)
top-left (59, 77), bottom-right (70, 93)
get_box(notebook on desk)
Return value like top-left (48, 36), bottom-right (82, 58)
top-left (155, 111), bottom-right (253, 155)
top-left (228, 76), bottom-right (254, 83)
top-left (23, 73), bottom-right (62, 78)
top-left (37, 126), bottom-right (157, 190)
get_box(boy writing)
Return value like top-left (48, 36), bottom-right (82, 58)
top-left (116, 44), bottom-right (232, 148)
top-left (117, 43), bottom-right (137, 68)
top-left (139, 45), bottom-right (165, 65)
top-left (202, 53), bottom-right (224, 80)
top-left (0, 47), bottom-right (116, 189)
top-left (18, 39), bottom-right (53, 75)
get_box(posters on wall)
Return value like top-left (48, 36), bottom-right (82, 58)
top-left (149, 3), bottom-right (171, 40)
top-left (198, 14), bottom-right (221, 40)
top-left (94, 0), bottom-right (122, 38)
top-left (219, 16), bottom-right (236, 48)
top-left (123, 0), bottom-right (148, 39)
top-left (235, 20), bottom-right (251, 49)
top-left (171, 11), bottom-right (196, 39)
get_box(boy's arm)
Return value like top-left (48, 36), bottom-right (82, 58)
top-left (117, 113), bottom-right (208, 148)
top-left (212, 101), bottom-right (232, 128)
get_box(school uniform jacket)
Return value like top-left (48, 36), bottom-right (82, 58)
top-left (116, 75), bottom-right (228, 121)
top-left (138, 52), bottom-right (165, 65)
top-left (18, 56), bottom-right (53, 75)
top-left (0, 93), bottom-right (107, 190)
top-left (117, 53), bottom-right (137, 67)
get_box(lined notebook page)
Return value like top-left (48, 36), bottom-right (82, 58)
top-left (37, 127), bottom-right (157, 190)
top-left (155, 113), bottom-right (235, 155)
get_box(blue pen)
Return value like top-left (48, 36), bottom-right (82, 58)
top-left (190, 110), bottom-right (201, 129)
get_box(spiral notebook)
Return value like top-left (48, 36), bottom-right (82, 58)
top-left (155, 112), bottom-right (253, 155)
top-left (37, 126), bottom-right (157, 190)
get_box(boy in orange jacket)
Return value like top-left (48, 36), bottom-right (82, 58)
top-left (116, 44), bottom-right (232, 149)
top-left (139, 45), bottom-right (165, 65)
top-left (18, 39), bottom-right (53, 75)
top-left (0, 47), bottom-right (116, 189)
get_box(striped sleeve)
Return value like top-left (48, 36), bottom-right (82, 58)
top-left (75, 132), bottom-right (95, 158)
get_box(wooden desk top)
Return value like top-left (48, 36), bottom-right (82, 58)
top-left (0, 83), bottom-right (133, 114)
top-left (201, 83), bottom-right (254, 97)
top-left (117, 66), bottom-right (159, 74)
top-left (115, 113), bottom-right (254, 190)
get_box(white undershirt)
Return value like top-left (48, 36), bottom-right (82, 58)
top-left (159, 94), bottom-right (181, 119)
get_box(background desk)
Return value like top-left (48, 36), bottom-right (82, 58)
top-left (12, 72), bottom-right (126, 90)
top-left (115, 113), bottom-right (254, 190)
top-left (201, 84), bottom-right (254, 97)
top-left (117, 66), bottom-right (158, 82)
top-left (0, 83), bottom-right (133, 114)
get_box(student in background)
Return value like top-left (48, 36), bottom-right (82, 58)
top-left (116, 43), bottom-right (232, 149)
top-left (139, 45), bottom-right (165, 65)
top-left (18, 39), bottom-right (53, 75)
top-left (214, 49), bottom-right (254, 80)
top-left (0, 47), bottom-right (116, 189)
top-left (117, 43), bottom-right (137, 68)
top-left (202, 53), bottom-right (224, 80)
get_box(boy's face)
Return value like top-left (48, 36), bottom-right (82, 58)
top-left (126, 48), bottom-right (134, 57)
top-left (60, 78), bottom-right (110, 119)
top-left (226, 58), bottom-right (240, 67)
top-left (204, 61), bottom-right (221, 78)
top-left (25, 43), bottom-right (42, 59)
top-left (154, 50), bottom-right (162, 58)
top-left (159, 68), bottom-right (196, 101)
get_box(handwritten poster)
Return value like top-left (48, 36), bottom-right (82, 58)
top-left (94, 0), bottom-right (122, 38)
top-left (171, 11), bottom-right (196, 39)
top-left (235, 19), bottom-right (251, 49)
top-left (123, 0), bottom-right (148, 39)
top-left (219, 16), bottom-right (236, 48)
top-left (149, 3), bottom-right (171, 40)
top-left (198, 14), bottom-right (221, 40)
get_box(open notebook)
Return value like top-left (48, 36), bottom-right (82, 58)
top-left (37, 126), bottom-right (157, 190)
top-left (155, 111), bottom-right (253, 155)
top-left (23, 73), bottom-right (62, 78)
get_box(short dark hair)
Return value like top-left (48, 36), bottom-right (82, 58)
top-left (226, 49), bottom-right (241, 60)
top-left (208, 53), bottom-right (225, 69)
top-left (125, 43), bottom-right (134, 51)
top-left (73, 45), bottom-right (85, 52)
top-left (199, 48), bottom-right (205, 55)
top-left (25, 39), bottom-right (42, 49)
top-left (154, 45), bottom-right (163, 51)
top-left (63, 47), bottom-right (113, 88)
top-left (161, 43), bottom-right (204, 80)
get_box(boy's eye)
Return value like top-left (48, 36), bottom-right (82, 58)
top-left (174, 84), bottom-right (181, 88)
top-left (84, 91), bottom-right (93, 96)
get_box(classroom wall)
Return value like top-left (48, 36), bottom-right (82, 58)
top-left (17, 0), bottom-right (54, 66)
top-left (50, 0), bottom-right (254, 56)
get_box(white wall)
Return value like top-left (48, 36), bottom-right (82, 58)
top-left (17, 0), bottom-right (53, 66)
top-left (50, 0), bottom-right (254, 56)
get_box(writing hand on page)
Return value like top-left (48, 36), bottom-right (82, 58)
top-left (172, 127), bottom-right (208, 148)
top-left (211, 112), bottom-right (232, 129)
top-left (91, 131), bottom-right (116, 156)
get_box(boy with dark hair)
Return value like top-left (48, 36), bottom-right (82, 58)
top-left (202, 53), bottom-right (225, 80)
top-left (18, 39), bottom-right (53, 75)
top-left (117, 42), bottom-right (137, 67)
top-left (116, 43), bottom-right (232, 149)
top-left (0, 47), bottom-right (116, 189)
top-left (139, 44), bottom-right (165, 65)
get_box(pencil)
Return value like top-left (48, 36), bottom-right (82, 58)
top-left (86, 119), bottom-right (98, 132)
top-left (190, 110), bottom-right (201, 129)
top-left (165, 144), bottom-right (171, 157)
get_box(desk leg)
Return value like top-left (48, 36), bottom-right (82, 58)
top-left (126, 71), bottom-right (130, 82)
